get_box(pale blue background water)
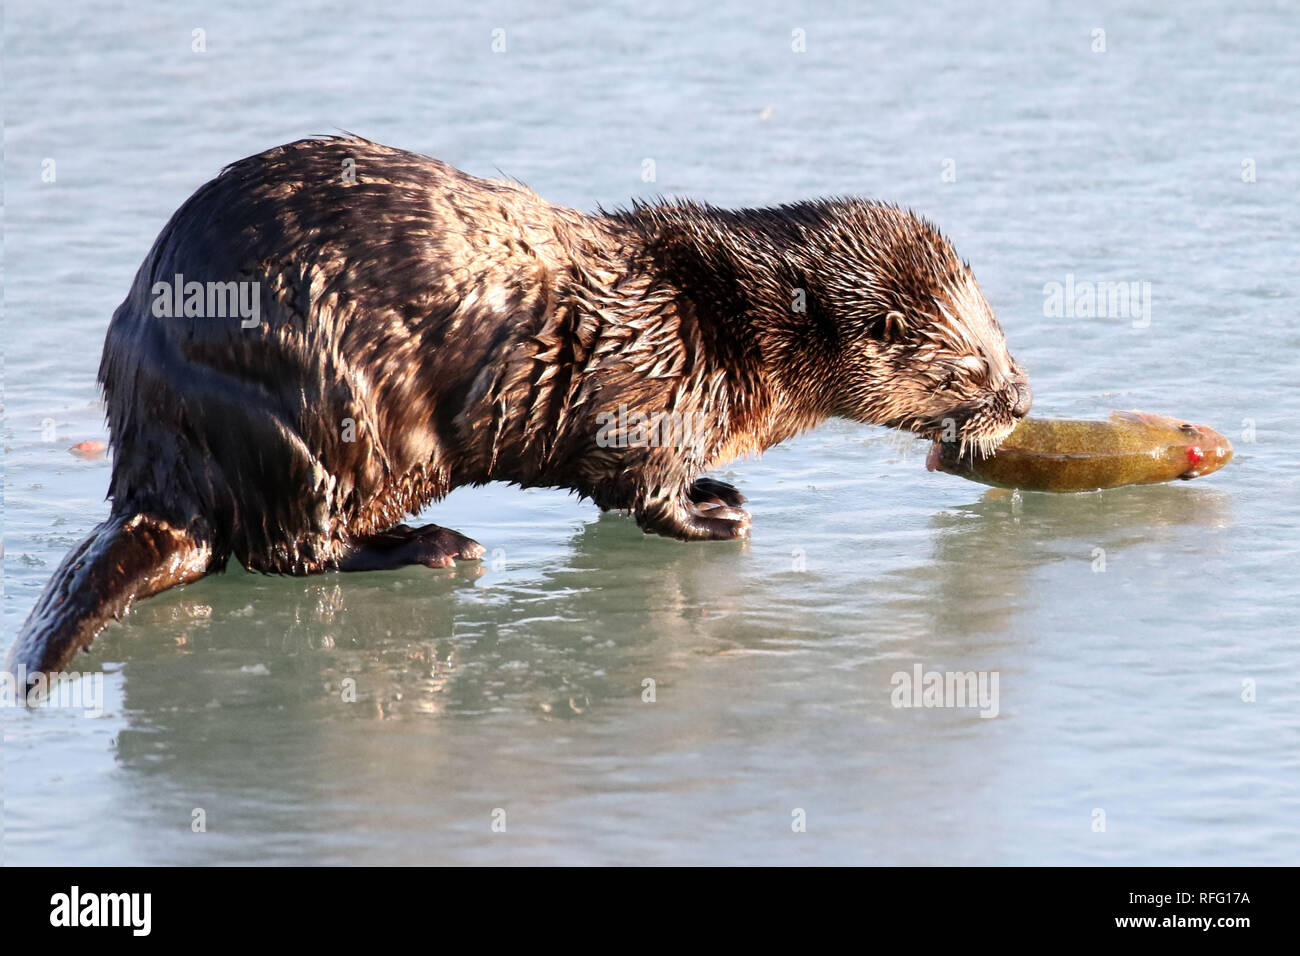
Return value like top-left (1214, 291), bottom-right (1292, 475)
top-left (4, 0), bottom-right (1297, 865)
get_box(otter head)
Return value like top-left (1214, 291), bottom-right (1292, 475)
top-left (803, 202), bottom-right (1031, 456)
top-left (620, 198), bottom-right (1030, 456)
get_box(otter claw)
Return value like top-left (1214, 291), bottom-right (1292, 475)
top-left (684, 503), bottom-right (751, 539)
top-left (691, 503), bottom-right (748, 522)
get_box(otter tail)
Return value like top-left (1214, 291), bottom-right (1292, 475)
top-left (5, 510), bottom-right (213, 687)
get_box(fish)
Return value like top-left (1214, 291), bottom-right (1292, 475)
top-left (925, 410), bottom-right (1234, 493)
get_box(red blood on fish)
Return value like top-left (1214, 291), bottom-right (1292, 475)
top-left (69, 440), bottom-right (107, 459)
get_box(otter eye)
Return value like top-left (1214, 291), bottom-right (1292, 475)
top-left (949, 356), bottom-right (988, 388)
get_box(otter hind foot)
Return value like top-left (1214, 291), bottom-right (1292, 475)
top-left (338, 523), bottom-right (485, 571)
top-left (688, 477), bottom-right (747, 508)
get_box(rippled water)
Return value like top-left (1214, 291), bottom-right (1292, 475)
top-left (4, 0), bottom-right (1298, 864)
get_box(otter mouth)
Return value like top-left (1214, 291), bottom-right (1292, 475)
top-left (955, 416), bottom-right (1019, 459)
top-left (893, 409), bottom-right (1019, 463)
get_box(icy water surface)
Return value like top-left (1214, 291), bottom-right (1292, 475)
top-left (4, 0), bottom-right (1298, 864)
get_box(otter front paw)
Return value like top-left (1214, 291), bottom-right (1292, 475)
top-left (338, 523), bottom-right (485, 571)
top-left (636, 495), bottom-right (751, 541)
top-left (688, 476), bottom-right (747, 508)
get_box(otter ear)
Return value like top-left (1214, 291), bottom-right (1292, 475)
top-left (882, 310), bottom-right (909, 342)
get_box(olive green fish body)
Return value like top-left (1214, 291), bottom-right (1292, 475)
top-left (928, 411), bottom-right (1233, 493)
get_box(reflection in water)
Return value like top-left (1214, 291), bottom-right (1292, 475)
top-left (127, 515), bottom-right (757, 709)
top-left (77, 480), bottom-right (1240, 865)
top-left (72, 511), bottom-right (780, 863)
top-left (103, 510), bottom-right (748, 755)
top-left (923, 485), bottom-right (1233, 637)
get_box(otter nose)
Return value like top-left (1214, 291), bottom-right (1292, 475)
top-left (1010, 382), bottom-right (1033, 418)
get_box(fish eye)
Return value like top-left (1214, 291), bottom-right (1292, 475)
top-left (1179, 423), bottom-right (1197, 436)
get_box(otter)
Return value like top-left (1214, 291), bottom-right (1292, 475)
top-left (7, 135), bottom-right (1031, 680)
